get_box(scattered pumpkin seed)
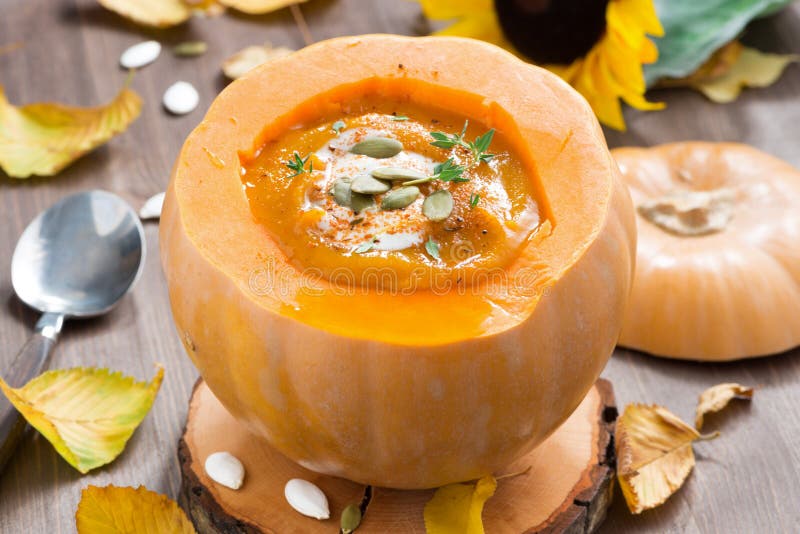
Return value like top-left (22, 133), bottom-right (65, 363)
top-left (351, 174), bottom-right (391, 194)
top-left (173, 41), bottom-right (207, 57)
top-left (341, 503), bottom-right (362, 534)
top-left (422, 190), bottom-right (454, 221)
top-left (349, 136), bottom-right (403, 158)
top-left (381, 186), bottom-right (420, 210)
top-left (120, 40), bottom-right (161, 69)
top-left (370, 166), bottom-right (426, 181)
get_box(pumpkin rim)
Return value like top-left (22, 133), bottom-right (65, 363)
top-left (164, 34), bottom-right (619, 346)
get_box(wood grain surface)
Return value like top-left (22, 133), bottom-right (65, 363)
top-left (1, 1), bottom-right (799, 532)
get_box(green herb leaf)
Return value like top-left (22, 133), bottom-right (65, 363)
top-left (434, 158), bottom-right (468, 183)
top-left (425, 236), bottom-right (440, 260)
top-left (429, 131), bottom-right (462, 150)
top-left (390, 115), bottom-right (409, 121)
top-left (285, 151), bottom-right (312, 178)
top-left (469, 193), bottom-right (480, 208)
top-left (472, 129), bottom-right (495, 163)
top-left (429, 121), bottom-right (495, 165)
top-left (332, 120), bottom-right (346, 134)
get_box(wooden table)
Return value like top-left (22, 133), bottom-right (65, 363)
top-left (1, 1), bottom-right (798, 532)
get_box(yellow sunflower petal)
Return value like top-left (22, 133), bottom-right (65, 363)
top-left (617, 0), bottom-right (664, 37)
top-left (433, 12), bottom-right (508, 49)
top-left (594, 53), bottom-right (665, 111)
top-left (419, 0), bottom-right (493, 20)
top-left (572, 52), bottom-right (627, 131)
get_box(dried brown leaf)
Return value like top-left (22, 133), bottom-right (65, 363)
top-left (695, 383), bottom-right (754, 430)
top-left (616, 404), bottom-right (717, 514)
top-left (222, 43), bottom-right (294, 80)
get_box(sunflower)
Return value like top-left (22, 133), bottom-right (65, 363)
top-left (419, 0), bottom-right (665, 131)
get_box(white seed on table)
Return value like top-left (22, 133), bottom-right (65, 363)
top-left (139, 192), bottom-right (165, 220)
top-left (284, 478), bottom-right (330, 520)
top-left (120, 40), bottom-right (161, 69)
top-left (204, 451), bottom-right (245, 490)
top-left (163, 81), bottom-right (199, 115)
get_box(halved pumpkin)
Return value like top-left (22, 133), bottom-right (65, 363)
top-left (160, 35), bottom-right (636, 489)
top-left (615, 142), bottom-right (800, 360)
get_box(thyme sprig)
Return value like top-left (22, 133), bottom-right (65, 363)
top-left (430, 120), bottom-right (495, 164)
top-left (285, 151), bottom-right (313, 178)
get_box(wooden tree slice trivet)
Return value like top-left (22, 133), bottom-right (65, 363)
top-left (179, 379), bottom-right (617, 533)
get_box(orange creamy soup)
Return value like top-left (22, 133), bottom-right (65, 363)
top-left (241, 96), bottom-right (542, 289)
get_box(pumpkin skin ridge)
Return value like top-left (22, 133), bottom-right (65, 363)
top-left (616, 142), bottom-right (800, 361)
top-left (161, 34), bottom-right (636, 488)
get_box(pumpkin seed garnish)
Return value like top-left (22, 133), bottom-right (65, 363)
top-left (350, 136), bottom-right (403, 159)
top-left (340, 503), bottom-right (362, 534)
top-left (422, 190), bottom-right (454, 221)
top-left (425, 236), bottom-right (441, 260)
top-left (350, 192), bottom-right (375, 213)
top-left (390, 115), bottom-right (409, 121)
top-left (330, 177), bottom-right (374, 213)
top-left (332, 120), bottom-right (346, 134)
top-left (381, 186), bottom-right (420, 210)
top-left (370, 166), bottom-right (426, 181)
top-left (351, 174), bottom-right (391, 194)
top-left (354, 236), bottom-right (378, 254)
top-left (330, 177), bottom-right (352, 207)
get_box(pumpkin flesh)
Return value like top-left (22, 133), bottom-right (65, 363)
top-left (160, 35), bottom-right (636, 488)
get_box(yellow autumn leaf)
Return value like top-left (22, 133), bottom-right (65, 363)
top-left (0, 366), bottom-right (163, 474)
top-left (76, 485), bottom-right (196, 534)
top-left (222, 43), bottom-right (295, 80)
top-left (695, 383), bottom-right (754, 430)
top-left (424, 475), bottom-right (497, 534)
top-left (0, 85), bottom-right (141, 178)
top-left (219, 0), bottom-right (307, 14)
top-left (693, 46), bottom-right (798, 103)
top-left (616, 404), bottom-right (718, 514)
top-left (659, 41), bottom-right (744, 88)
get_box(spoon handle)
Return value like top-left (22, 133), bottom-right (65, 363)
top-left (0, 312), bottom-right (64, 473)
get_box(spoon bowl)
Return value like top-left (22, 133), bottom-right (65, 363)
top-left (1, 190), bottom-right (145, 471)
top-left (11, 190), bottom-right (144, 317)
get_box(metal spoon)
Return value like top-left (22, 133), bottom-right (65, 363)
top-left (0, 190), bottom-right (145, 471)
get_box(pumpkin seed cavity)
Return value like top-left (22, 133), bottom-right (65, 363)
top-left (349, 136), bottom-right (403, 158)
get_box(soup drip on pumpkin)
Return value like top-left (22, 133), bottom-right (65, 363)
top-left (241, 97), bottom-right (542, 289)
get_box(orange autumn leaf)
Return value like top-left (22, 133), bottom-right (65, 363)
top-left (616, 404), bottom-right (718, 514)
top-left (76, 485), bottom-right (196, 533)
top-left (695, 383), bottom-right (754, 430)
